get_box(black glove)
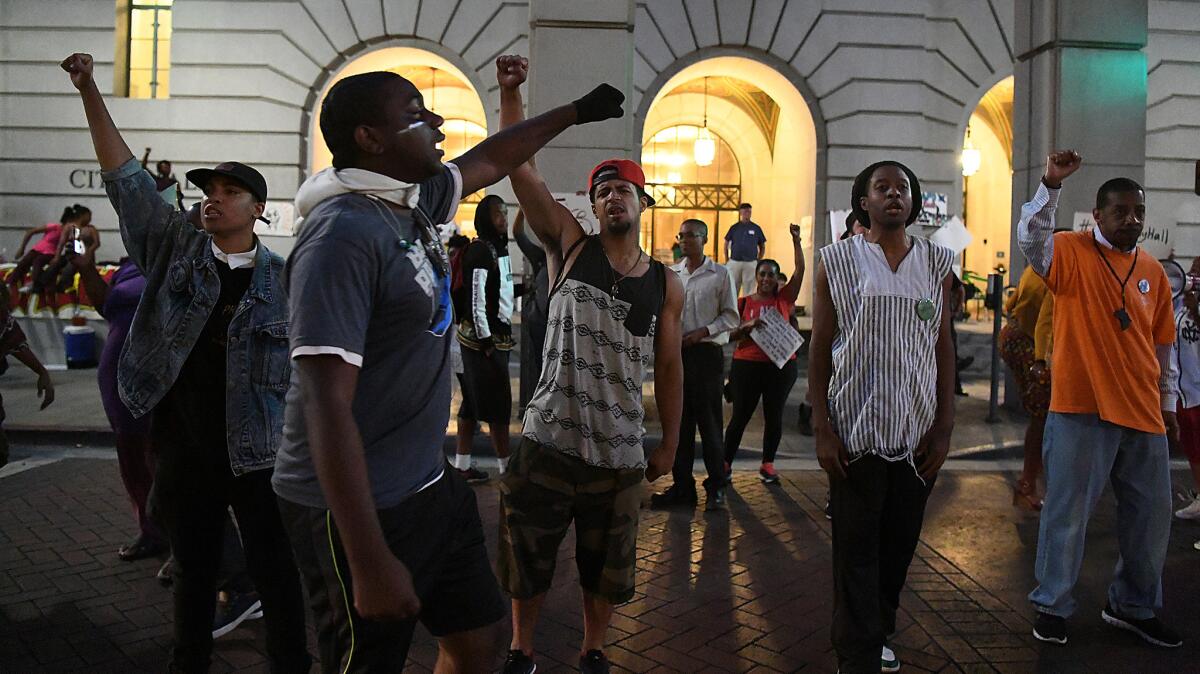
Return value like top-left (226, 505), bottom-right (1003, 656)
top-left (573, 84), bottom-right (625, 125)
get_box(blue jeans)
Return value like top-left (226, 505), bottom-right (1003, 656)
top-left (1029, 412), bottom-right (1171, 619)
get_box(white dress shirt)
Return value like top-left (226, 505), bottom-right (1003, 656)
top-left (211, 240), bottom-right (258, 269)
top-left (671, 256), bottom-right (739, 346)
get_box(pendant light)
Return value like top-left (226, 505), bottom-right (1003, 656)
top-left (693, 77), bottom-right (716, 167)
top-left (961, 127), bottom-right (981, 177)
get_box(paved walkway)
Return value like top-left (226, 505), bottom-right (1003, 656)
top-left (4, 445), bottom-right (1200, 673)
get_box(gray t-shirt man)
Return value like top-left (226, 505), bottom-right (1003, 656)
top-left (273, 166), bottom-right (460, 509)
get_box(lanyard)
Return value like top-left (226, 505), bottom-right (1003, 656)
top-left (1092, 239), bottom-right (1138, 331)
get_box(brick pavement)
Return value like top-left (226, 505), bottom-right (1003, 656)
top-left (3, 457), bottom-right (1200, 673)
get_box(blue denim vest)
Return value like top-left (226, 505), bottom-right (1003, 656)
top-left (103, 159), bottom-right (289, 475)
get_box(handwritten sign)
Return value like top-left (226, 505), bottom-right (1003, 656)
top-left (553, 192), bottom-right (599, 235)
top-left (750, 307), bottom-right (804, 369)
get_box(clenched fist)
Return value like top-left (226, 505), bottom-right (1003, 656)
top-left (1042, 150), bottom-right (1081, 189)
top-left (572, 83), bottom-right (624, 125)
top-left (61, 53), bottom-right (95, 91)
top-left (496, 54), bottom-right (529, 89)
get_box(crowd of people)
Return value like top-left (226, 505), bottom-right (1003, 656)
top-left (0, 48), bottom-right (1183, 674)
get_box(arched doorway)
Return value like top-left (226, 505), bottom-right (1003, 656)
top-left (640, 56), bottom-right (819, 303)
top-left (961, 76), bottom-right (1014, 280)
top-left (642, 123), bottom-right (742, 259)
top-left (308, 46), bottom-right (488, 235)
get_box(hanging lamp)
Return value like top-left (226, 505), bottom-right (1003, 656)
top-left (693, 77), bottom-right (716, 167)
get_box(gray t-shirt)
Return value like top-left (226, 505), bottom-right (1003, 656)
top-left (273, 166), bottom-right (460, 509)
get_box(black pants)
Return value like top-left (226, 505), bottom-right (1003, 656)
top-left (723, 358), bottom-right (798, 464)
top-left (672, 343), bottom-right (726, 491)
top-left (518, 312), bottom-right (546, 412)
top-left (152, 442), bottom-right (311, 673)
top-left (280, 469), bottom-right (506, 674)
top-left (830, 455), bottom-right (933, 673)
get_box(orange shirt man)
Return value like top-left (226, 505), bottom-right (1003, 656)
top-left (1017, 150), bottom-right (1181, 650)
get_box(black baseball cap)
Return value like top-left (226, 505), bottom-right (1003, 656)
top-left (186, 162), bottom-right (268, 203)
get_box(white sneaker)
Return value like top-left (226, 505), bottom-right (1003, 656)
top-left (1174, 496), bottom-right (1200, 520)
top-left (881, 644), bottom-right (900, 672)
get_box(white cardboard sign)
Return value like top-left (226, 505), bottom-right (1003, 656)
top-left (750, 306), bottom-right (804, 369)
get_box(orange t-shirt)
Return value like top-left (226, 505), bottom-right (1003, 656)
top-left (1042, 231), bottom-right (1175, 434)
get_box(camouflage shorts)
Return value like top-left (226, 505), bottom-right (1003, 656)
top-left (498, 438), bottom-right (645, 605)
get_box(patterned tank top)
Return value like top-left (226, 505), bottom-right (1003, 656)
top-left (820, 235), bottom-right (955, 462)
top-left (522, 235), bottom-right (666, 469)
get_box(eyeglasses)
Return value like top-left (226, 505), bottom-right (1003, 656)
top-left (675, 232), bottom-right (702, 241)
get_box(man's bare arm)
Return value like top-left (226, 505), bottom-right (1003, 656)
top-left (647, 272), bottom-right (685, 482)
top-left (496, 55), bottom-right (586, 265)
top-left (296, 356), bottom-right (420, 621)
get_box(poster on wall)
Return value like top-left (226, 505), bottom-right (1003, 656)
top-left (917, 193), bottom-right (949, 227)
top-left (256, 201), bottom-right (295, 237)
top-left (553, 192), bottom-right (599, 235)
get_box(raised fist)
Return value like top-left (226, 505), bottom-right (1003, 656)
top-left (790, 223), bottom-right (801, 239)
top-left (60, 53), bottom-right (95, 91)
top-left (573, 84), bottom-right (625, 125)
top-left (496, 55), bottom-right (528, 89)
top-left (1043, 150), bottom-right (1081, 189)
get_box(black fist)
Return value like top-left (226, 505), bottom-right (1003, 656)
top-left (573, 84), bottom-right (625, 125)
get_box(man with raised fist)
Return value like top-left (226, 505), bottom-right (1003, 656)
top-left (62, 52), bottom-right (310, 673)
top-left (1019, 150), bottom-right (1182, 649)
top-left (274, 59), bottom-right (630, 671)
top-left (493, 55), bottom-right (684, 674)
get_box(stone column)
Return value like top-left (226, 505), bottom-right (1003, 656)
top-left (1008, 0), bottom-right (1148, 407)
top-left (526, 0), bottom-right (636, 194)
top-left (1011, 0), bottom-right (1148, 268)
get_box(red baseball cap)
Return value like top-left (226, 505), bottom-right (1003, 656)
top-left (587, 159), bottom-right (656, 207)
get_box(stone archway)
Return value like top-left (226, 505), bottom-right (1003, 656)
top-left (636, 48), bottom-right (825, 307)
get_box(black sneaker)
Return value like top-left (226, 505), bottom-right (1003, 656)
top-left (213, 591), bottom-right (263, 639)
top-left (502, 649), bottom-right (536, 674)
top-left (1032, 612), bottom-right (1067, 645)
top-left (1101, 603), bottom-right (1183, 647)
top-left (579, 649), bottom-right (610, 674)
top-left (705, 486), bottom-right (726, 512)
top-left (797, 403), bottom-right (813, 436)
top-left (156, 555), bottom-right (175, 586)
top-left (457, 465), bottom-right (490, 484)
top-left (650, 483), bottom-right (698, 509)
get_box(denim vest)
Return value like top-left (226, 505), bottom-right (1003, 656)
top-left (103, 159), bottom-right (290, 475)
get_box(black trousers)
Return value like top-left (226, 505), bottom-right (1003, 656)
top-left (830, 455), bottom-right (934, 673)
top-left (152, 441), bottom-right (311, 674)
top-left (518, 313), bottom-right (546, 412)
top-left (723, 358), bottom-right (798, 464)
top-left (671, 343), bottom-right (726, 490)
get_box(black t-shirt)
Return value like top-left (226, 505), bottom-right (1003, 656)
top-left (154, 261), bottom-right (253, 458)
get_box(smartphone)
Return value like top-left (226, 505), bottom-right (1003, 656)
top-left (70, 239), bottom-right (85, 256)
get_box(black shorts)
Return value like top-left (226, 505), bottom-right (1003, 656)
top-left (458, 346), bottom-right (513, 425)
top-left (279, 468), bottom-right (506, 673)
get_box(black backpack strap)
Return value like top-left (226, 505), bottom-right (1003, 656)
top-left (550, 235), bottom-right (590, 295)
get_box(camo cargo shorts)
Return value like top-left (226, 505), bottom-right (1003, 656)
top-left (498, 437), bottom-right (645, 605)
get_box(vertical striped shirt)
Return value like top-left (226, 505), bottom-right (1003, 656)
top-left (821, 235), bottom-right (955, 461)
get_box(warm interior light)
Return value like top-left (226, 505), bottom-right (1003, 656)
top-left (961, 130), bottom-right (981, 177)
top-left (694, 127), bottom-right (716, 167)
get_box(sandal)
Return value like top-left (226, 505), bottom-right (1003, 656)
top-left (1013, 478), bottom-right (1043, 512)
top-left (118, 535), bottom-right (168, 562)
